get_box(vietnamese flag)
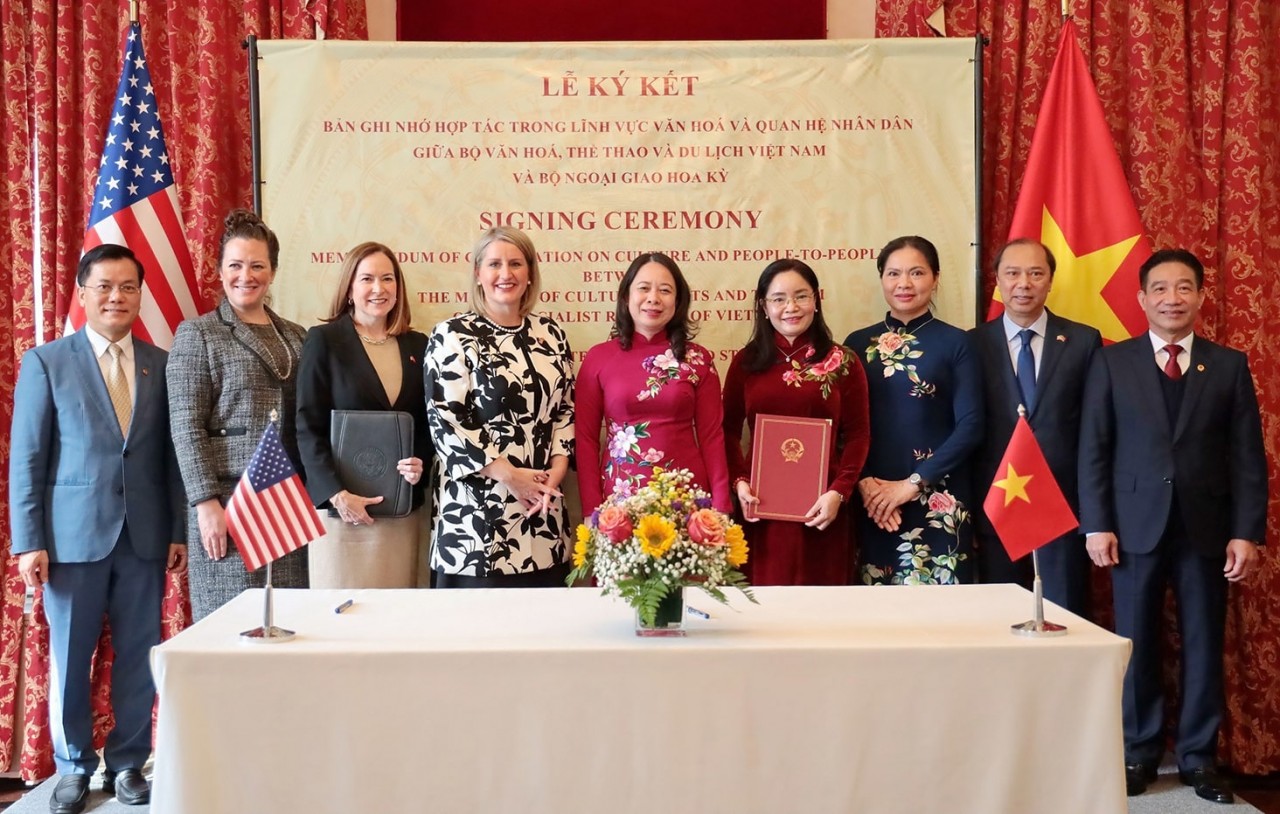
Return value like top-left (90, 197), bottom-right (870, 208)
top-left (983, 416), bottom-right (1078, 561)
top-left (989, 19), bottom-right (1152, 343)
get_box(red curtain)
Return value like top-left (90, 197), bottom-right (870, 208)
top-left (399, 0), bottom-right (826, 41)
top-left (0, 0), bottom-right (366, 781)
top-left (877, 0), bottom-right (1280, 773)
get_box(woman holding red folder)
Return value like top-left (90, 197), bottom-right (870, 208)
top-left (722, 259), bottom-right (870, 585)
top-left (576, 252), bottom-right (731, 515)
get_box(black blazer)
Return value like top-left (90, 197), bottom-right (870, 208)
top-left (971, 311), bottom-right (1101, 535)
top-left (1078, 333), bottom-right (1268, 555)
top-left (296, 314), bottom-right (432, 510)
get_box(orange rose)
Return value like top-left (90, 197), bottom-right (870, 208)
top-left (687, 508), bottom-right (726, 545)
top-left (597, 505), bottom-right (633, 543)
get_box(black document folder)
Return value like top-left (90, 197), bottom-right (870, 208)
top-left (330, 410), bottom-right (414, 518)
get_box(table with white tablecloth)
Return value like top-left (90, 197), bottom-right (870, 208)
top-left (150, 584), bottom-right (1130, 814)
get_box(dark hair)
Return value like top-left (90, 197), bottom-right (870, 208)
top-left (323, 241), bottom-right (413, 335)
top-left (740, 258), bottom-right (834, 373)
top-left (611, 252), bottom-right (698, 361)
top-left (219, 209), bottom-right (280, 270)
top-left (78, 243), bottom-right (144, 286)
top-left (1140, 248), bottom-right (1204, 289)
top-left (876, 235), bottom-right (941, 277)
top-left (993, 238), bottom-right (1057, 277)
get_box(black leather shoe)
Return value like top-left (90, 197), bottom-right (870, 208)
top-left (1124, 762), bottom-right (1157, 796)
top-left (49, 774), bottom-right (89, 814)
top-left (1179, 767), bottom-right (1234, 804)
top-left (105, 768), bottom-right (151, 805)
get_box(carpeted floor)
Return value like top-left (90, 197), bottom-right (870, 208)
top-left (0, 765), bottom-right (1270, 814)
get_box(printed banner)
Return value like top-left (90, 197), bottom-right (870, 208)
top-left (259, 39), bottom-right (977, 367)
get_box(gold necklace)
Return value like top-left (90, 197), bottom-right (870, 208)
top-left (357, 332), bottom-right (391, 346)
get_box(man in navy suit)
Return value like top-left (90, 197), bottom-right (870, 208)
top-left (10, 244), bottom-right (186, 813)
top-left (1079, 248), bottom-right (1267, 804)
top-left (973, 239), bottom-right (1101, 615)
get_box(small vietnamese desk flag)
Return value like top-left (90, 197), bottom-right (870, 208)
top-left (225, 422), bottom-right (324, 572)
top-left (988, 19), bottom-right (1151, 343)
top-left (983, 416), bottom-right (1078, 561)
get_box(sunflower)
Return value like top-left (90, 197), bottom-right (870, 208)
top-left (636, 514), bottom-right (677, 558)
top-left (725, 525), bottom-right (749, 567)
top-left (573, 524), bottom-right (591, 568)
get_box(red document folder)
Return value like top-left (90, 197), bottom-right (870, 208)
top-left (748, 414), bottom-right (832, 522)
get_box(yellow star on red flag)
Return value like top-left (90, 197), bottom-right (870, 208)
top-left (993, 463), bottom-right (1033, 507)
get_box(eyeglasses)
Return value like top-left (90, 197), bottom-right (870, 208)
top-left (83, 283), bottom-right (141, 296)
top-left (764, 292), bottom-right (816, 308)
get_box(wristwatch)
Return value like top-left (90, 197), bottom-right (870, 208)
top-left (908, 473), bottom-right (924, 491)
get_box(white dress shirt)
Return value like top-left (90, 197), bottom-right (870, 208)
top-left (1002, 310), bottom-right (1050, 377)
top-left (84, 326), bottom-right (137, 406)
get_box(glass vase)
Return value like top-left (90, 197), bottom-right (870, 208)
top-left (635, 587), bottom-right (687, 637)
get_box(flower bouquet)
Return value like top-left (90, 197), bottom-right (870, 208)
top-left (567, 467), bottom-right (756, 635)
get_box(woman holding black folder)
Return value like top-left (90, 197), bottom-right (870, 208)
top-left (296, 242), bottom-right (431, 589)
top-left (722, 258), bottom-right (870, 585)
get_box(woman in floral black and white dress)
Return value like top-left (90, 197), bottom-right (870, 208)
top-left (424, 226), bottom-right (575, 587)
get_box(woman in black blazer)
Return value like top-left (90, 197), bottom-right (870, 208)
top-left (297, 242), bottom-right (432, 588)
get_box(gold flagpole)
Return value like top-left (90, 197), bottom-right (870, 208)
top-left (130, 1), bottom-right (137, 23)
top-left (1061, 0), bottom-right (1069, 22)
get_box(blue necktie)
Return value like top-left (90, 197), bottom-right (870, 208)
top-left (1016, 329), bottom-right (1037, 413)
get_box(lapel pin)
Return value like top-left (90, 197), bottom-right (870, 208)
top-left (1197, 364), bottom-right (1205, 372)
top-left (142, 368), bottom-right (150, 376)
top-left (410, 355), bottom-right (417, 364)
top-left (1055, 335), bottom-right (1066, 342)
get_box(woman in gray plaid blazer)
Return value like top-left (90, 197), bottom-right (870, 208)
top-left (168, 210), bottom-right (309, 621)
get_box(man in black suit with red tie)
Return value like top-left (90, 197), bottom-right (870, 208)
top-left (1079, 248), bottom-right (1267, 804)
top-left (973, 239), bottom-right (1101, 615)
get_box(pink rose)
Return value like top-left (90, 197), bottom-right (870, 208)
top-left (876, 332), bottom-right (905, 355)
top-left (687, 508), bottom-right (726, 545)
top-left (597, 505), bottom-right (633, 543)
top-left (782, 369), bottom-right (801, 384)
top-left (927, 490), bottom-right (957, 515)
top-left (809, 347), bottom-right (844, 376)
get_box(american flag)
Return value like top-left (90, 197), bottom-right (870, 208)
top-left (68, 21), bottom-right (205, 349)
top-left (225, 422), bottom-right (324, 572)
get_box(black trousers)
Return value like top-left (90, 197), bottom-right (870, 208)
top-left (1113, 512), bottom-right (1227, 770)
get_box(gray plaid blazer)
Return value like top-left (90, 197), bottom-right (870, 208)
top-left (167, 298), bottom-right (309, 620)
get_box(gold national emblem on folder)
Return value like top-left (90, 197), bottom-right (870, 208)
top-left (780, 438), bottom-right (805, 462)
top-left (749, 414), bottom-right (832, 522)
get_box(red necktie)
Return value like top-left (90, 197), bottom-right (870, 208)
top-left (1163, 344), bottom-right (1183, 380)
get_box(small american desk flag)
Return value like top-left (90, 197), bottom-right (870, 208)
top-left (68, 21), bottom-right (206, 349)
top-left (226, 422), bottom-right (324, 572)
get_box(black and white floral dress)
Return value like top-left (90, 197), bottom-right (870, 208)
top-left (425, 312), bottom-right (575, 576)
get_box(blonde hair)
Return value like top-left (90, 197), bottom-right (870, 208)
top-left (470, 226), bottom-right (540, 320)
top-left (323, 242), bottom-right (412, 335)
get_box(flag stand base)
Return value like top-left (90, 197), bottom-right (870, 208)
top-left (1011, 619), bottom-right (1067, 637)
top-left (239, 565), bottom-right (295, 644)
top-left (240, 625), bottom-right (296, 643)
top-left (1010, 551), bottom-right (1067, 637)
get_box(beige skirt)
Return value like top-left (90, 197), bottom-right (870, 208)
top-left (310, 507), bottom-right (428, 589)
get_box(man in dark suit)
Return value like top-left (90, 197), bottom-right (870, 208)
top-left (9, 244), bottom-right (186, 813)
top-left (1079, 248), bottom-right (1267, 804)
top-left (973, 239), bottom-right (1101, 615)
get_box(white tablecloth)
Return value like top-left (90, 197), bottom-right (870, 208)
top-left (151, 584), bottom-right (1129, 814)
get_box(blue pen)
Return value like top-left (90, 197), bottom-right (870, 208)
top-left (334, 599), bottom-right (354, 614)
top-left (686, 605), bottom-right (711, 620)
